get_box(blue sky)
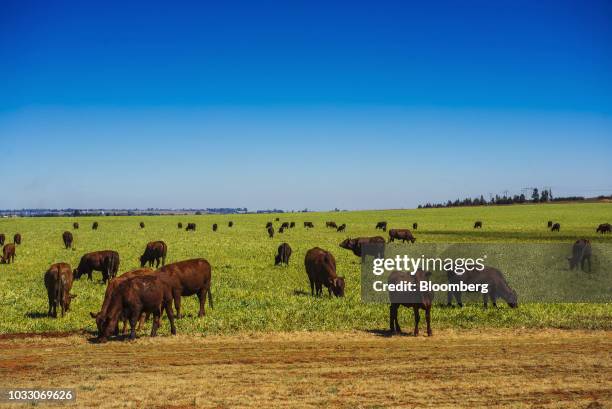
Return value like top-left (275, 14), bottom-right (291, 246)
top-left (0, 0), bottom-right (611, 210)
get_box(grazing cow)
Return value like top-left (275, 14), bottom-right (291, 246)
top-left (275, 217), bottom-right (280, 221)
top-left (62, 231), bottom-right (73, 249)
top-left (289, 222), bottom-right (295, 228)
top-left (413, 223), bottom-right (418, 230)
top-left (337, 224), bottom-right (346, 232)
top-left (339, 236), bottom-right (385, 257)
top-left (474, 221), bottom-right (483, 229)
top-left (186, 223), bottom-right (196, 231)
top-left (90, 268), bottom-right (156, 335)
top-left (596, 223), bottom-right (611, 234)
top-left (275, 243), bottom-right (292, 266)
top-left (551, 223), bottom-right (560, 232)
top-left (178, 222), bottom-right (183, 229)
top-left (326, 221), bottom-right (338, 229)
top-left (304, 247), bottom-right (345, 297)
top-left (279, 226), bottom-right (285, 233)
top-left (304, 222), bottom-right (314, 228)
top-left (139, 222), bottom-right (145, 229)
top-left (73, 222), bottom-right (79, 229)
top-left (95, 275), bottom-right (176, 342)
top-left (140, 241), bottom-right (167, 268)
top-left (547, 221), bottom-right (553, 228)
top-left (44, 262), bottom-right (76, 318)
top-left (74, 250), bottom-right (120, 283)
top-left (157, 258), bottom-right (213, 318)
top-left (13, 233), bottom-right (21, 245)
top-left (228, 221), bottom-right (233, 227)
top-left (92, 221), bottom-right (99, 230)
top-left (281, 222), bottom-right (289, 229)
top-left (212, 223), bottom-right (218, 232)
top-left (266, 221), bottom-right (273, 229)
top-left (388, 229), bottom-right (416, 244)
top-left (268, 226), bottom-right (274, 238)
top-left (375, 221), bottom-right (387, 231)
top-left (1, 243), bottom-right (16, 264)
top-left (568, 239), bottom-right (592, 272)
top-left (0, 233), bottom-right (4, 246)
top-left (446, 266), bottom-right (518, 308)
top-left (388, 269), bottom-right (433, 336)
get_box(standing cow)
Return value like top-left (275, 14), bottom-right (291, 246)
top-left (388, 229), bottom-right (416, 243)
top-left (186, 223), bottom-right (196, 231)
top-left (337, 224), bottom-right (346, 232)
top-left (388, 269), bottom-right (433, 336)
top-left (62, 231), bottom-right (73, 249)
top-left (413, 223), bottom-right (418, 230)
top-left (178, 222), bottom-right (183, 229)
top-left (551, 223), bottom-right (560, 232)
top-left (140, 241), bottom-right (167, 268)
top-left (596, 223), bottom-right (611, 234)
top-left (275, 243), bottom-right (292, 266)
top-left (547, 221), bottom-right (553, 228)
top-left (568, 239), bottom-right (592, 272)
top-left (74, 250), bottom-right (120, 283)
top-left (44, 262), bottom-right (76, 318)
top-left (157, 258), bottom-right (213, 318)
top-left (326, 221), bottom-right (338, 229)
top-left (73, 222), bottom-right (79, 229)
top-left (474, 221), bottom-right (483, 229)
top-left (267, 226), bottom-right (274, 238)
top-left (139, 222), bottom-right (145, 229)
top-left (304, 247), bottom-right (345, 297)
top-left (446, 266), bottom-right (518, 308)
top-left (92, 221), bottom-right (99, 230)
top-left (228, 221), bottom-right (234, 227)
top-left (281, 222), bottom-right (289, 229)
top-left (13, 233), bottom-right (21, 245)
top-left (339, 236), bottom-right (385, 257)
top-left (1, 243), bottom-right (15, 264)
top-left (375, 221), bottom-right (387, 231)
top-left (0, 233), bottom-right (5, 246)
top-left (289, 222), bottom-right (295, 228)
top-left (212, 223), bottom-right (218, 232)
top-left (304, 222), bottom-right (314, 228)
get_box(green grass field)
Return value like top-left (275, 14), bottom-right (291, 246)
top-left (0, 202), bottom-right (610, 335)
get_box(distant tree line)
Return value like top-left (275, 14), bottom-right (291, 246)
top-left (417, 188), bottom-right (596, 209)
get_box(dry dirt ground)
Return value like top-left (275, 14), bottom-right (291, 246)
top-left (0, 329), bottom-right (610, 408)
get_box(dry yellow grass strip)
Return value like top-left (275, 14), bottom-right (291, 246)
top-left (0, 329), bottom-right (610, 408)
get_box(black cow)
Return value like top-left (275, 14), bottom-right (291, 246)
top-left (178, 222), bottom-right (183, 229)
top-left (551, 223), bottom-right (560, 232)
top-left (140, 241), bottom-right (167, 268)
top-left (336, 224), bottom-right (346, 232)
top-left (279, 226), bottom-right (285, 234)
top-left (0, 234), bottom-right (4, 246)
top-left (446, 266), bottom-right (518, 308)
top-left (228, 221), bottom-right (233, 227)
top-left (568, 239), bottom-right (591, 272)
top-left (268, 226), bottom-right (274, 238)
top-left (304, 222), bottom-right (314, 228)
top-left (275, 217), bottom-right (280, 221)
top-left (326, 221), bottom-right (338, 229)
top-left (275, 243), bottom-right (292, 266)
top-left (289, 222), bottom-right (295, 228)
top-left (281, 222), bottom-right (289, 229)
top-left (73, 222), bottom-right (79, 229)
top-left (339, 236), bottom-right (385, 257)
top-left (13, 233), bottom-right (21, 245)
top-left (375, 221), bottom-right (387, 231)
top-left (92, 221), bottom-right (99, 230)
top-left (139, 222), bottom-right (145, 229)
top-left (62, 231), bottom-right (73, 249)
top-left (596, 223), bottom-right (611, 234)
top-left (547, 221), bottom-right (553, 228)
top-left (388, 269), bottom-right (433, 336)
top-left (186, 223), bottom-right (196, 231)
top-left (212, 223), bottom-right (218, 232)
top-left (266, 222), bottom-right (273, 229)
top-left (474, 221), bottom-right (482, 229)
top-left (412, 223), bottom-right (418, 230)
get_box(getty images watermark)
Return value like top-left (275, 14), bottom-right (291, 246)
top-left (371, 254), bottom-right (489, 294)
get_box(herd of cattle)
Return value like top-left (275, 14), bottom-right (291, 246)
top-left (0, 218), bottom-right (610, 340)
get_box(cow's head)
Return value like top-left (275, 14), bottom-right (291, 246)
top-left (339, 238), bottom-right (354, 250)
top-left (331, 277), bottom-right (345, 297)
top-left (567, 256), bottom-right (578, 270)
top-left (139, 254), bottom-right (147, 268)
top-left (73, 268), bottom-right (82, 280)
top-left (505, 288), bottom-right (518, 308)
top-left (64, 294), bottom-right (77, 310)
top-left (90, 311), bottom-right (114, 342)
top-left (274, 253), bottom-right (281, 266)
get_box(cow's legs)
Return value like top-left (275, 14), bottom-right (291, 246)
top-left (413, 306), bottom-right (420, 336)
top-left (455, 292), bottom-right (463, 307)
top-left (165, 301), bottom-right (176, 335)
top-left (150, 309), bottom-right (161, 337)
top-left (309, 279), bottom-right (315, 296)
top-left (173, 290), bottom-right (182, 318)
top-left (389, 304), bottom-right (400, 333)
top-left (197, 288), bottom-right (207, 317)
top-left (483, 293), bottom-right (488, 308)
top-left (129, 312), bottom-right (139, 340)
top-left (137, 313), bottom-right (148, 331)
top-left (425, 306), bottom-right (432, 336)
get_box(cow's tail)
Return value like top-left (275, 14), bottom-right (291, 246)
top-left (57, 274), bottom-right (64, 317)
top-left (207, 287), bottom-right (213, 309)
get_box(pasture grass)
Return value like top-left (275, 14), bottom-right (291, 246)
top-left (0, 202), bottom-right (610, 335)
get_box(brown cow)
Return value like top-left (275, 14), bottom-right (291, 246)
top-left (596, 223), bottom-right (611, 234)
top-left (228, 221), bottom-right (234, 227)
top-left (326, 221), bottom-right (338, 229)
top-left (13, 233), bottom-right (21, 245)
top-left (279, 226), bottom-right (285, 234)
top-left (92, 221), bottom-right (99, 230)
top-left (413, 222), bottom-right (418, 230)
top-left (275, 217), bottom-right (280, 221)
top-left (90, 268), bottom-right (155, 335)
top-left (375, 221), bottom-right (387, 231)
top-left (547, 220), bottom-right (553, 228)
top-left (178, 222), bottom-right (183, 229)
top-left (388, 229), bottom-right (415, 243)
top-left (339, 236), bottom-right (385, 257)
top-left (275, 243), bottom-right (292, 266)
top-left (280, 222), bottom-right (289, 229)
top-left (551, 222), bottom-right (560, 232)
top-left (474, 221), bottom-right (483, 229)
top-left (186, 223), bottom-right (196, 231)
top-left (73, 222), bottom-right (79, 229)
top-left (212, 223), bottom-right (218, 232)
top-left (74, 250), bottom-right (120, 283)
top-left (337, 224), bottom-right (346, 232)
top-left (446, 266), bottom-right (518, 308)
top-left (62, 231), bottom-right (73, 249)
top-left (266, 221), bottom-right (273, 229)
top-left (1, 243), bottom-right (16, 264)
top-left (304, 222), bottom-right (314, 228)
top-left (96, 275), bottom-right (176, 342)
top-left (388, 269), bottom-right (433, 336)
top-left (289, 222), bottom-right (295, 228)
top-left (0, 233), bottom-right (5, 246)
top-left (140, 241), bottom-right (167, 268)
top-left (304, 247), bottom-right (345, 297)
top-left (568, 239), bottom-right (591, 272)
top-left (157, 259), bottom-right (213, 318)
top-left (44, 262), bottom-right (76, 317)
top-left (139, 222), bottom-right (145, 229)
top-left (268, 226), bottom-right (274, 238)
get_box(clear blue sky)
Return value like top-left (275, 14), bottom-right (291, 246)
top-left (1, 0), bottom-right (610, 210)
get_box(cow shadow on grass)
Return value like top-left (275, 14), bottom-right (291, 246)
top-left (364, 329), bottom-right (413, 338)
top-left (292, 289), bottom-right (310, 297)
top-left (25, 311), bottom-right (49, 319)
